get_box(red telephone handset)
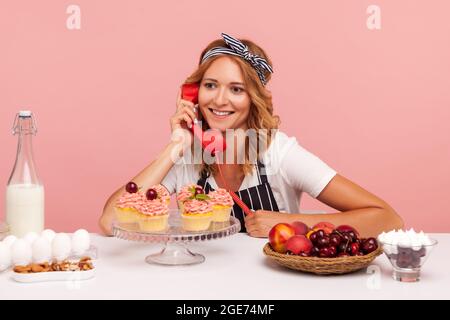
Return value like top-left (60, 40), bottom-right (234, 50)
top-left (181, 83), bottom-right (252, 216)
top-left (181, 83), bottom-right (226, 156)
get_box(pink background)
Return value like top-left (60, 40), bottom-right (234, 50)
top-left (0, 1), bottom-right (449, 233)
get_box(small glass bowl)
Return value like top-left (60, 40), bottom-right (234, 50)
top-left (379, 238), bottom-right (438, 282)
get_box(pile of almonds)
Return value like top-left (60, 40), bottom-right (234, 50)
top-left (13, 257), bottom-right (93, 274)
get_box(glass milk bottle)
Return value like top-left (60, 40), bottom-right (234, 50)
top-left (6, 111), bottom-right (45, 237)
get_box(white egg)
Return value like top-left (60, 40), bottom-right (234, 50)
top-left (2, 235), bottom-right (17, 248)
top-left (41, 229), bottom-right (56, 243)
top-left (71, 229), bottom-right (90, 255)
top-left (52, 233), bottom-right (71, 261)
top-left (32, 237), bottom-right (52, 263)
top-left (24, 232), bottom-right (39, 245)
top-left (0, 242), bottom-right (12, 271)
top-left (11, 239), bottom-right (32, 266)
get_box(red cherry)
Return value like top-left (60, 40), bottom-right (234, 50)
top-left (338, 243), bottom-right (348, 253)
top-left (146, 188), bottom-right (158, 200)
top-left (317, 235), bottom-right (330, 248)
top-left (365, 237), bottom-right (378, 246)
top-left (319, 247), bottom-right (331, 258)
top-left (328, 246), bottom-right (337, 257)
top-left (316, 230), bottom-right (325, 238)
top-left (362, 238), bottom-right (379, 254)
top-left (309, 232), bottom-right (319, 244)
top-left (194, 186), bottom-right (204, 196)
top-left (341, 233), bottom-right (352, 243)
top-left (347, 231), bottom-right (357, 242)
top-left (350, 243), bottom-right (360, 256)
top-left (346, 244), bottom-right (353, 254)
top-left (362, 243), bottom-right (377, 254)
top-left (125, 182), bottom-right (138, 193)
top-left (310, 246), bottom-right (320, 257)
top-left (329, 234), bottom-right (342, 246)
top-left (338, 252), bottom-right (350, 257)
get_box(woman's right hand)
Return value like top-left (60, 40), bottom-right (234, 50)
top-left (170, 88), bottom-right (198, 149)
top-left (171, 88), bottom-right (198, 133)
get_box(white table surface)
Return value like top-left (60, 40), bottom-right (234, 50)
top-left (0, 233), bottom-right (448, 300)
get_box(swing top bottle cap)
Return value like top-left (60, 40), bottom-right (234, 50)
top-left (19, 110), bottom-right (32, 117)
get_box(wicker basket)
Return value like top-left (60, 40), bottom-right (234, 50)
top-left (263, 243), bottom-right (383, 275)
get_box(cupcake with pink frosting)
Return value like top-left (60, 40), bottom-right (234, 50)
top-left (177, 184), bottom-right (203, 213)
top-left (182, 195), bottom-right (213, 232)
top-left (115, 182), bottom-right (169, 231)
top-left (208, 188), bottom-right (233, 222)
top-left (153, 184), bottom-right (171, 205)
top-left (115, 190), bottom-right (143, 224)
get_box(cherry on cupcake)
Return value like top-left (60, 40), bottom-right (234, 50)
top-left (126, 182), bottom-right (138, 193)
top-left (146, 188), bottom-right (158, 200)
top-left (194, 186), bottom-right (204, 196)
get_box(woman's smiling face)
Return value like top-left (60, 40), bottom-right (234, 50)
top-left (198, 56), bottom-right (251, 132)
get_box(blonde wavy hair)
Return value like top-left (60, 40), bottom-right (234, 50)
top-left (185, 37), bottom-right (280, 179)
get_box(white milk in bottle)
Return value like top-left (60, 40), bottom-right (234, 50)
top-left (5, 111), bottom-right (45, 237)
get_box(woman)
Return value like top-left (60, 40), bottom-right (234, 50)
top-left (99, 33), bottom-right (403, 237)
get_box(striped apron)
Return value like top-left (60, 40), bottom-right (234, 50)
top-left (197, 161), bottom-right (280, 232)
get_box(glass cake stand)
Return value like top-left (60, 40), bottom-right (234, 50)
top-left (112, 210), bottom-right (241, 266)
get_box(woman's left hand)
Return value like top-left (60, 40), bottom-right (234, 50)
top-left (244, 210), bottom-right (291, 238)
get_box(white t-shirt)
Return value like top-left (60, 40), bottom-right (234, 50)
top-left (161, 131), bottom-right (337, 213)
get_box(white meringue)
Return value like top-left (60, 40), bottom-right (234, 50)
top-left (378, 229), bottom-right (433, 248)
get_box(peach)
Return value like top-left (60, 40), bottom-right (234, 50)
top-left (291, 221), bottom-right (309, 235)
top-left (269, 223), bottom-right (295, 253)
top-left (313, 222), bottom-right (335, 234)
top-left (286, 235), bottom-right (313, 255)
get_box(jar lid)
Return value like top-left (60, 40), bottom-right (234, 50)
top-left (19, 110), bottom-right (32, 117)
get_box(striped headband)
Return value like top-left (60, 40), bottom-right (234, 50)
top-left (201, 33), bottom-right (273, 85)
